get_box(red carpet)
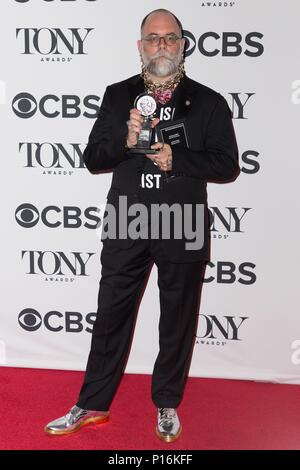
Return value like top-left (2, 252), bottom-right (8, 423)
top-left (0, 367), bottom-right (300, 450)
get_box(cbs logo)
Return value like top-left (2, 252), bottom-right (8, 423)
top-left (18, 308), bottom-right (96, 333)
top-left (15, 203), bottom-right (99, 229)
top-left (12, 92), bottom-right (99, 119)
top-left (183, 29), bottom-right (264, 57)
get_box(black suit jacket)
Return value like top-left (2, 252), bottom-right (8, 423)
top-left (83, 74), bottom-right (239, 262)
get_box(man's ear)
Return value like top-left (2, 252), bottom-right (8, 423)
top-left (137, 39), bottom-right (142, 54)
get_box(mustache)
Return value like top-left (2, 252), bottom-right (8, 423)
top-left (149, 50), bottom-right (176, 61)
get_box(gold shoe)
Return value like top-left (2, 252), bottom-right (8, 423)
top-left (44, 405), bottom-right (109, 436)
top-left (156, 408), bottom-right (182, 443)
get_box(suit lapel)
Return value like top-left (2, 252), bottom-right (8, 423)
top-left (127, 75), bottom-right (145, 107)
top-left (173, 75), bottom-right (198, 120)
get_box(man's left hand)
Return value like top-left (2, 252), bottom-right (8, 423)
top-left (146, 142), bottom-right (173, 172)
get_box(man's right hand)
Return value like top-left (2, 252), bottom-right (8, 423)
top-left (126, 108), bottom-right (159, 148)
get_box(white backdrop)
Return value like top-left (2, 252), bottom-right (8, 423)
top-left (1, 0), bottom-right (300, 383)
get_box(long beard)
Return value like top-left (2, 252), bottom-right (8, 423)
top-left (141, 48), bottom-right (183, 77)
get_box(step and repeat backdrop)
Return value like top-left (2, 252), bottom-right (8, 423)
top-left (1, 0), bottom-right (299, 383)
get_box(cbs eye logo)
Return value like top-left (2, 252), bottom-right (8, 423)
top-left (12, 93), bottom-right (37, 118)
top-left (18, 309), bottom-right (42, 332)
top-left (183, 30), bottom-right (196, 57)
top-left (15, 203), bottom-right (39, 228)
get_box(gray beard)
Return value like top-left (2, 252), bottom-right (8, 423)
top-left (141, 49), bottom-right (182, 78)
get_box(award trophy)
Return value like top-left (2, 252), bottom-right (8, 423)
top-left (127, 93), bottom-right (159, 154)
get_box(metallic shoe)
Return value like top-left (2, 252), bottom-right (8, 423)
top-left (44, 405), bottom-right (109, 436)
top-left (156, 408), bottom-right (182, 443)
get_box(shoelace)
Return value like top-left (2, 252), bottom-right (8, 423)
top-left (158, 408), bottom-right (176, 426)
top-left (66, 406), bottom-right (86, 424)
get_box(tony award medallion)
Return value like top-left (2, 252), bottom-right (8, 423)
top-left (127, 93), bottom-right (158, 154)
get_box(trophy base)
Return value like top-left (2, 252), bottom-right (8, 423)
top-left (126, 147), bottom-right (159, 155)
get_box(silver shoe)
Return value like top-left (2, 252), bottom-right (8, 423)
top-left (44, 405), bottom-right (109, 436)
top-left (156, 408), bottom-right (182, 442)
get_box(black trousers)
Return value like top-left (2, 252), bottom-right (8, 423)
top-left (77, 237), bottom-right (205, 411)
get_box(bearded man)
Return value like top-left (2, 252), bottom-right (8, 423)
top-left (44, 8), bottom-right (239, 443)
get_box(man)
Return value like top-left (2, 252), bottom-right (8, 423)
top-left (44, 9), bottom-right (239, 443)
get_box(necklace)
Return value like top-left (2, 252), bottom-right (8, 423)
top-left (142, 63), bottom-right (184, 105)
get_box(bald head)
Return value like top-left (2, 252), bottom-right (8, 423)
top-left (141, 9), bottom-right (183, 38)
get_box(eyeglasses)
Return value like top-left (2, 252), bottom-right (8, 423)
top-left (142, 34), bottom-right (182, 46)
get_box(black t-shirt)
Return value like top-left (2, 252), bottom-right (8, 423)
top-left (139, 90), bottom-right (178, 204)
